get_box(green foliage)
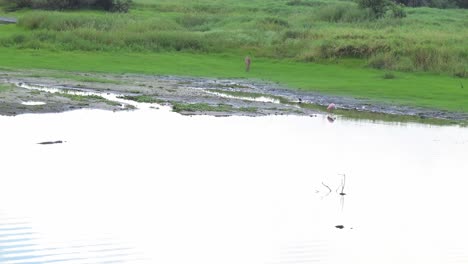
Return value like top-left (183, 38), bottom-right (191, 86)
top-left (5, 0), bottom-right (132, 12)
top-left (1, 0), bottom-right (467, 76)
top-left (317, 4), bottom-right (373, 22)
top-left (368, 52), bottom-right (400, 69)
top-left (261, 17), bottom-right (290, 28)
top-left (109, 0), bottom-right (131, 12)
top-left (382, 72), bottom-right (397, 79)
top-left (286, 0), bottom-right (326, 7)
top-left (119, 95), bottom-right (165, 103)
top-left (393, 0), bottom-right (465, 8)
top-left (172, 103), bottom-right (234, 113)
top-left (58, 92), bottom-right (105, 101)
top-left (357, 0), bottom-right (389, 18)
top-left (14, 0), bottom-right (32, 8)
top-left (0, 84), bottom-right (12, 92)
top-left (455, 0), bottom-right (468, 8)
top-left (388, 2), bottom-right (406, 18)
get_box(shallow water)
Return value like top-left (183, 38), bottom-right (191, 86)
top-left (203, 90), bottom-right (281, 104)
top-left (21, 101), bottom-right (46, 106)
top-left (1, 107), bottom-right (467, 264)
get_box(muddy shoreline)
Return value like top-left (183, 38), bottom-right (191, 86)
top-left (1, 69), bottom-right (467, 123)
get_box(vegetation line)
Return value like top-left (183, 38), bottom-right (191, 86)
top-left (0, 0), bottom-right (467, 114)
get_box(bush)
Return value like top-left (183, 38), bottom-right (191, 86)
top-left (383, 72), bottom-right (397, 79)
top-left (110, 0), bottom-right (130, 12)
top-left (388, 2), bottom-right (406, 18)
top-left (357, 0), bottom-right (389, 18)
top-left (15, 0), bottom-right (32, 8)
top-left (393, 0), bottom-right (465, 8)
top-left (429, 0), bottom-right (458, 8)
top-left (454, 69), bottom-right (467, 78)
top-left (368, 52), bottom-right (399, 69)
top-left (18, 12), bottom-right (46, 29)
top-left (454, 0), bottom-right (467, 7)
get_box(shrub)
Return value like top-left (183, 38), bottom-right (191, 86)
top-left (393, 0), bottom-right (465, 8)
top-left (454, 69), bottom-right (467, 78)
top-left (388, 3), bottom-right (406, 18)
top-left (15, 0), bottom-right (32, 8)
top-left (455, 0), bottom-right (468, 8)
top-left (357, 0), bottom-right (389, 18)
top-left (110, 0), bottom-right (130, 12)
top-left (18, 13), bottom-right (46, 29)
top-left (368, 52), bottom-right (399, 69)
top-left (429, 0), bottom-right (458, 8)
top-left (382, 72), bottom-right (397, 79)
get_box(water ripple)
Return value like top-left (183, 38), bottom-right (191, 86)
top-left (0, 218), bottom-right (139, 264)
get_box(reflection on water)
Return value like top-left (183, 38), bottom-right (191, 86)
top-left (203, 90), bottom-right (282, 104)
top-left (1, 108), bottom-right (468, 264)
top-left (21, 101), bottom-right (46, 106)
top-left (0, 216), bottom-right (141, 263)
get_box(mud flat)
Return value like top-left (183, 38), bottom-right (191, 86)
top-left (1, 69), bottom-right (467, 124)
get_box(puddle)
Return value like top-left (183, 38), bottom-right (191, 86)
top-left (204, 90), bottom-right (281, 104)
top-left (1, 107), bottom-right (468, 264)
top-left (21, 101), bottom-right (46, 106)
top-left (16, 82), bottom-right (171, 112)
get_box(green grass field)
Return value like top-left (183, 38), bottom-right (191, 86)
top-left (0, 0), bottom-right (467, 113)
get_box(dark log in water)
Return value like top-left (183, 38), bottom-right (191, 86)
top-left (38, 140), bottom-right (64, 145)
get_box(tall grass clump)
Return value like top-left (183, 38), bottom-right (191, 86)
top-left (13, 11), bottom-right (230, 52)
top-left (316, 4), bottom-right (373, 22)
top-left (18, 12), bottom-right (126, 31)
top-left (286, 0), bottom-right (326, 7)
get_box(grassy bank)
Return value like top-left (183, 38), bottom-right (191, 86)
top-left (0, 0), bottom-right (467, 113)
top-left (1, 48), bottom-right (466, 112)
top-left (1, 0), bottom-right (467, 76)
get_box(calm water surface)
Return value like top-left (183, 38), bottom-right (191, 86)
top-left (1, 107), bottom-right (467, 264)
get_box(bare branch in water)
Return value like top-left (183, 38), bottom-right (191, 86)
top-left (337, 174), bottom-right (346, 196)
top-left (322, 182), bottom-right (332, 197)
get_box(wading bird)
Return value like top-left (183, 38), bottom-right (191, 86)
top-left (245, 56), bottom-right (251, 72)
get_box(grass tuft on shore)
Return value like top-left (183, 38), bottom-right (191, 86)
top-left (0, 83), bottom-right (12, 92)
top-left (119, 95), bottom-right (165, 103)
